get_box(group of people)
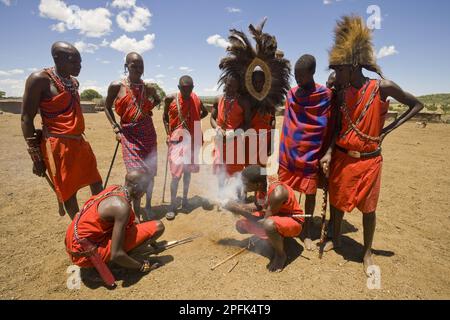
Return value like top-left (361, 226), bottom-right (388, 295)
top-left (21, 15), bottom-right (423, 279)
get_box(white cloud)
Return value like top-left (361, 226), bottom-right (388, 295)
top-left (179, 66), bottom-right (194, 72)
top-left (155, 74), bottom-right (165, 78)
top-left (116, 6), bottom-right (152, 32)
top-left (1, 0), bottom-right (12, 6)
top-left (204, 84), bottom-right (220, 94)
top-left (206, 34), bottom-right (230, 49)
top-left (74, 41), bottom-right (99, 54)
top-left (28, 68), bottom-right (39, 72)
top-left (111, 0), bottom-right (135, 9)
top-left (110, 34), bottom-right (156, 54)
top-left (155, 64), bottom-right (161, 68)
top-left (100, 39), bottom-right (110, 47)
top-left (226, 7), bottom-right (241, 13)
top-left (0, 78), bottom-right (25, 96)
top-left (0, 69), bottom-right (24, 77)
top-left (39, 0), bottom-right (112, 38)
top-left (323, 0), bottom-right (342, 4)
top-left (50, 22), bottom-right (66, 33)
top-left (168, 66), bottom-right (174, 70)
top-left (377, 45), bottom-right (399, 59)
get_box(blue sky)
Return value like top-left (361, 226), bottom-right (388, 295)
top-left (0, 0), bottom-right (449, 97)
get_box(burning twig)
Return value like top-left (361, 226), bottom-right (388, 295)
top-left (159, 234), bottom-right (201, 250)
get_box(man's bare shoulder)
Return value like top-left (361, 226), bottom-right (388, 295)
top-left (380, 78), bottom-right (397, 89)
top-left (164, 94), bottom-right (176, 105)
top-left (26, 70), bottom-right (50, 87)
top-left (269, 184), bottom-right (289, 203)
top-left (98, 195), bottom-right (130, 219)
top-left (109, 80), bottom-right (123, 89)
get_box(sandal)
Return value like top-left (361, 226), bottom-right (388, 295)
top-left (166, 211), bottom-right (176, 220)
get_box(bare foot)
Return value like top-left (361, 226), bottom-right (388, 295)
top-left (321, 238), bottom-right (342, 253)
top-left (363, 251), bottom-right (375, 277)
top-left (304, 238), bottom-right (315, 251)
top-left (267, 252), bottom-right (287, 272)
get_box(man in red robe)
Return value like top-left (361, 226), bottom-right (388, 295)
top-left (105, 52), bottom-right (161, 221)
top-left (21, 42), bottom-right (102, 219)
top-left (210, 75), bottom-right (251, 199)
top-left (66, 170), bottom-right (164, 272)
top-left (224, 165), bottom-right (305, 272)
top-left (163, 76), bottom-right (208, 220)
top-left (320, 16), bottom-right (424, 275)
top-left (278, 55), bottom-right (333, 250)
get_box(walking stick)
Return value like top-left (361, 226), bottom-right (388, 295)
top-left (162, 145), bottom-right (169, 203)
top-left (104, 141), bottom-right (120, 189)
top-left (44, 173), bottom-right (66, 216)
top-left (318, 182), bottom-right (329, 259)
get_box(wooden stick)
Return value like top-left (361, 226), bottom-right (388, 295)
top-left (162, 146), bottom-right (169, 203)
top-left (211, 247), bottom-right (248, 270)
top-left (227, 260), bottom-right (239, 273)
top-left (318, 184), bottom-right (329, 259)
top-left (44, 174), bottom-right (65, 216)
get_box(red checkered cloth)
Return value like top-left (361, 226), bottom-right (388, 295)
top-left (120, 118), bottom-right (157, 176)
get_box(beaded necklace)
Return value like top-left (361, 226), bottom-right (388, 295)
top-left (47, 67), bottom-right (78, 97)
top-left (339, 79), bottom-right (381, 142)
top-left (222, 95), bottom-right (237, 127)
top-left (124, 78), bottom-right (147, 122)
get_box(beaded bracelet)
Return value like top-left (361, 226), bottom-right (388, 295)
top-left (140, 260), bottom-right (151, 273)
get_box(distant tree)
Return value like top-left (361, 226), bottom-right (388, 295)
top-left (80, 89), bottom-right (102, 101)
top-left (0, 91), bottom-right (5, 99)
top-left (146, 82), bottom-right (166, 99)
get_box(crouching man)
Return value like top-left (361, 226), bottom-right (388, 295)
top-left (224, 165), bottom-right (305, 272)
top-left (65, 169), bottom-right (165, 273)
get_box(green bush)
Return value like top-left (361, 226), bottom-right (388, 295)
top-left (80, 89), bottom-right (102, 101)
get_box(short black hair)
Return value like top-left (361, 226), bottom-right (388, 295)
top-left (241, 165), bottom-right (267, 185)
top-left (295, 54), bottom-right (316, 74)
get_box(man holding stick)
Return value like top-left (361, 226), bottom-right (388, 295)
top-left (65, 170), bottom-right (165, 274)
top-left (320, 16), bottom-right (424, 275)
top-left (163, 76), bottom-right (208, 220)
top-left (224, 165), bottom-right (305, 272)
top-left (21, 41), bottom-right (103, 219)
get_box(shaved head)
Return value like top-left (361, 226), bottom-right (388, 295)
top-left (126, 52), bottom-right (143, 64)
top-left (125, 169), bottom-right (151, 199)
top-left (51, 41), bottom-right (81, 77)
top-left (179, 75), bottom-right (193, 86)
top-left (295, 54), bottom-right (316, 74)
top-left (51, 41), bottom-right (80, 63)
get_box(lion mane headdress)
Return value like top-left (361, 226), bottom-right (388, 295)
top-left (329, 15), bottom-right (383, 77)
top-left (218, 18), bottom-right (291, 113)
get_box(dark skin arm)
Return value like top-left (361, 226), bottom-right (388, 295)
top-left (104, 81), bottom-right (122, 142)
top-left (145, 84), bottom-right (161, 107)
top-left (319, 89), bottom-right (343, 177)
top-left (199, 101), bottom-right (208, 119)
top-left (238, 96), bottom-right (252, 131)
top-left (98, 196), bottom-right (143, 270)
top-left (210, 96), bottom-right (224, 134)
top-left (224, 185), bottom-right (288, 223)
top-left (163, 95), bottom-right (175, 137)
top-left (378, 79), bottom-right (424, 140)
top-left (21, 71), bottom-right (55, 177)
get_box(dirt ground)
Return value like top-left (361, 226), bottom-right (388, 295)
top-left (0, 110), bottom-right (449, 300)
